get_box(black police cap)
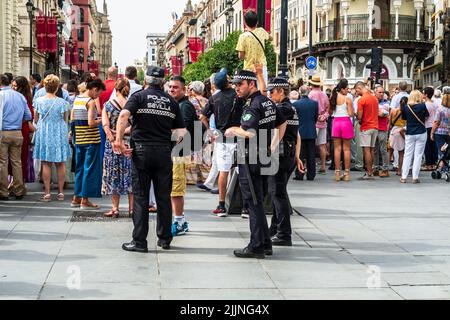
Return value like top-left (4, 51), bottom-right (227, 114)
top-left (266, 77), bottom-right (290, 91)
top-left (146, 66), bottom-right (165, 78)
top-left (232, 70), bottom-right (258, 84)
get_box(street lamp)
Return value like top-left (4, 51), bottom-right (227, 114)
top-left (69, 36), bottom-right (74, 80)
top-left (26, 0), bottom-right (35, 77)
top-left (225, 0), bottom-right (235, 34)
top-left (278, 0), bottom-right (289, 78)
top-left (57, 22), bottom-right (64, 77)
top-left (200, 23), bottom-right (207, 52)
top-left (78, 48), bottom-right (85, 76)
top-left (178, 50), bottom-right (184, 74)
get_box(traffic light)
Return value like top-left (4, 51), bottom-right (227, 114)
top-left (371, 47), bottom-right (383, 74)
top-left (366, 47), bottom-right (383, 85)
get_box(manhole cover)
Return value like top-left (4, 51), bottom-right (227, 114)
top-left (70, 211), bottom-right (132, 222)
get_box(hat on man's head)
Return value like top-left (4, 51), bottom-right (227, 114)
top-left (214, 68), bottom-right (228, 90)
top-left (309, 75), bottom-right (322, 86)
top-left (146, 66), bottom-right (165, 78)
top-left (232, 70), bottom-right (258, 84)
top-left (266, 77), bottom-right (290, 92)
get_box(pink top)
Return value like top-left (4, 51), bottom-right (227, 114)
top-left (309, 88), bottom-right (330, 129)
top-left (425, 101), bottom-right (436, 129)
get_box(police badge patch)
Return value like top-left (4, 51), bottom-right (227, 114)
top-left (242, 113), bottom-right (252, 121)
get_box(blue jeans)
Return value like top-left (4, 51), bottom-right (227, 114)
top-left (74, 144), bottom-right (102, 198)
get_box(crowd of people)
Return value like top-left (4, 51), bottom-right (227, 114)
top-left (1, 10), bottom-right (449, 258)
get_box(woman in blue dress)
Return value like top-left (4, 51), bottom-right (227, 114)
top-left (33, 75), bottom-right (71, 201)
top-left (102, 78), bottom-right (133, 218)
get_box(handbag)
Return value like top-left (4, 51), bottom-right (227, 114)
top-left (31, 99), bottom-right (57, 145)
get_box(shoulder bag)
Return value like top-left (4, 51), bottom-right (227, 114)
top-left (406, 104), bottom-right (425, 128)
top-left (31, 99), bottom-right (57, 145)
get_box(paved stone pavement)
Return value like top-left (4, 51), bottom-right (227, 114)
top-left (1, 172), bottom-right (450, 300)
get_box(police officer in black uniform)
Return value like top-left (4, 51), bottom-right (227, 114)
top-left (266, 77), bottom-right (304, 246)
top-left (114, 66), bottom-right (186, 252)
top-left (225, 70), bottom-right (287, 259)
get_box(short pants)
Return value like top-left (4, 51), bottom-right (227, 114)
top-left (332, 117), bottom-right (354, 140)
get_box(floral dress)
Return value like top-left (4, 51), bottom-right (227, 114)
top-left (33, 97), bottom-right (71, 163)
top-left (101, 100), bottom-right (132, 195)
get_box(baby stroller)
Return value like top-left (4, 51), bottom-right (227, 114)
top-left (431, 141), bottom-right (450, 182)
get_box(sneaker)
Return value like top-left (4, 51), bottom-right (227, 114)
top-left (182, 221), bottom-right (189, 233)
top-left (213, 206), bottom-right (228, 217)
top-left (171, 221), bottom-right (185, 236)
top-left (196, 183), bottom-right (211, 192)
top-left (241, 209), bottom-right (249, 219)
top-left (210, 188), bottom-right (219, 194)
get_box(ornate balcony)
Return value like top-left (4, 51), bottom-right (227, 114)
top-left (318, 22), bottom-right (432, 42)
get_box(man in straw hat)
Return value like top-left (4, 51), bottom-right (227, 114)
top-left (308, 75), bottom-right (329, 175)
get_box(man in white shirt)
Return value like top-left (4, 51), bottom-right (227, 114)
top-left (110, 66), bottom-right (143, 100)
top-left (390, 81), bottom-right (409, 109)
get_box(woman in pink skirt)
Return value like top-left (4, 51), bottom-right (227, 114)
top-left (329, 79), bottom-right (355, 181)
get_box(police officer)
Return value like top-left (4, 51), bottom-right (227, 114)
top-left (266, 77), bottom-right (304, 246)
top-left (225, 70), bottom-right (287, 259)
top-left (114, 66), bottom-right (186, 252)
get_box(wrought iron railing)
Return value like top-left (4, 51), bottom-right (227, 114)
top-left (318, 22), bottom-right (430, 42)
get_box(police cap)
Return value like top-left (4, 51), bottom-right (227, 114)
top-left (266, 77), bottom-right (290, 92)
top-left (146, 66), bottom-right (165, 78)
top-left (232, 70), bottom-right (258, 84)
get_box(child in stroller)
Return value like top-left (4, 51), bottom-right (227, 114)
top-left (432, 138), bottom-right (450, 182)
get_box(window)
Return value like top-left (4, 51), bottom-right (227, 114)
top-left (78, 27), bottom-right (84, 42)
top-left (79, 8), bottom-right (85, 23)
top-left (152, 48), bottom-right (155, 54)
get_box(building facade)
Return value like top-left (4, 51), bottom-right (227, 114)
top-left (97, 0), bottom-right (112, 80)
top-left (419, 0), bottom-right (450, 88)
top-left (0, 0), bottom-right (21, 75)
top-left (147, 33), bottom-right (167, 67)
top-left (272, 0), bottom-right (436, 90)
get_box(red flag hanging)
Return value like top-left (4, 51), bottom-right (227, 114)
top-left (242, 0), bottom-right (257, 15)
top-left (265, 0), bottom-right (271, 33)
top-left (65, 40), bottom-right (79, 65)
top-left (188, 37), bottom-right (204, 63)
top-left (36, 16), bottom-right (47, 52)
top-left (71, 40), bottom-right (79, 65)
top-left (46, 17), bottom-right (57, 53)
top-left (89, 60), bottom-right (99, 76)
top-left (170, 56), bottom-right (181, 76)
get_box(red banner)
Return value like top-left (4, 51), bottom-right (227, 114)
top-left (265, 0), bottom-right (271, 33)
top-left (65, 40), bottom-right (79, 65)
top-left (188, 37), bottom-right (204, 63)
top-left (46, 17), bottom-right (57, 53)
top-left (36, 16), bottom-right (47, 52)
top-left (89, 60), bottom-right (99, 76)
top-left (170, 56), bottom-right (182, 76)
top-left (242, 0), bottom-right (271, 32)
top-left (242, 0), bottom-right (257, 15)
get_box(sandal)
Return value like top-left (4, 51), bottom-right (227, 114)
top-left (80, 201), bottom-right (100, 210)
top-left (148, 206), bottom-right (157, 213)
top-left (129, 209), bottom-right (134, 217)
top-left (40, 194), bottom-right (51, 202)
top-left (71, 196), bottom-right (81, 207)
top-left (335, 170), bottom-right (342, 182)
top-left (104, 209), bottom-right (120, 218)
top-left (343, 170), bottom-right (350, 182)
top-left (57, 193), bottom-right (65, 201)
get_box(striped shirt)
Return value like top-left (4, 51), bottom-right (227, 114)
top-left (72, 96), bottom-right (100, 145)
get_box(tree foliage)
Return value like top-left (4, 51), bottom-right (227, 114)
top-left (183, 31), bottom-right (276, 83)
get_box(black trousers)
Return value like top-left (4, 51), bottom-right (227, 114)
top-left (300, 139), bottom-right (316, 180)
top-left (269, 154), bottom-right (296, 241)
top-left (238, 163), bottom-right (271, 254)
top-left (425, 127), bottom-right (438, 166)
top-left (131, 143), bottom-right (173, 248)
